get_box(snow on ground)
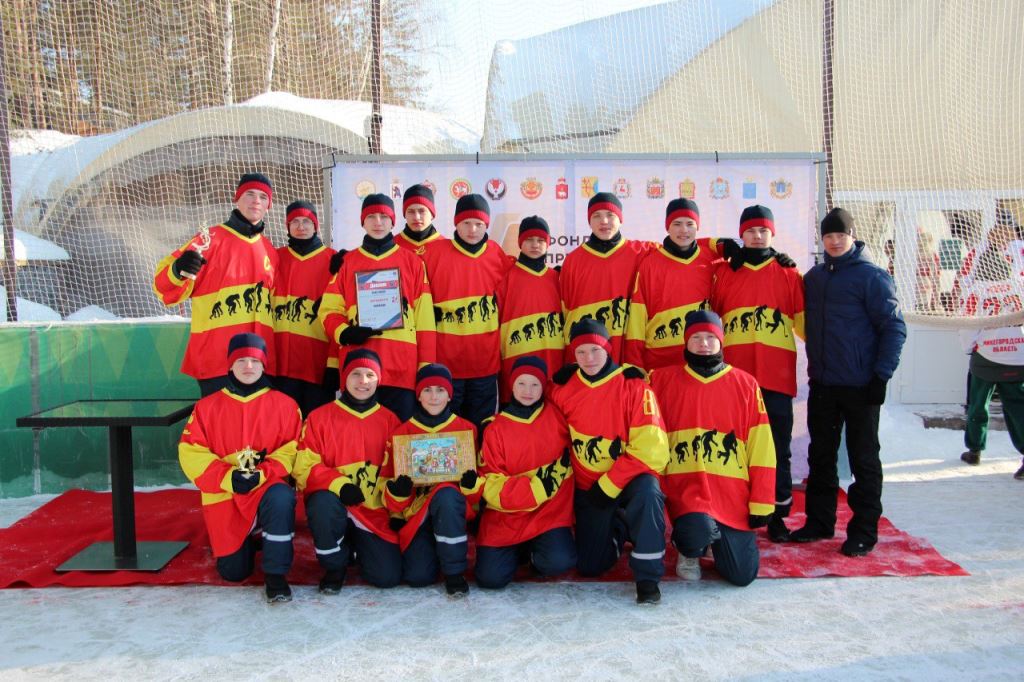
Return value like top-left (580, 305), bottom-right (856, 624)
top-left (0, 404), bottom-right (1021, 680)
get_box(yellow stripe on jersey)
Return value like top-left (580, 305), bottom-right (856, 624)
top-left (189, 282), bottom-right (274, 333)
top-left (500, 311), bottom-right (564, 356)
top-left (271, 293), bottom-right (328, 340)
top-left (563, 298), bottom-right (630, 340)
top-left (664, 427), bottom-right (752, 480)
top-left (721, 305), bottom-right (797, 352)
top-left (434, 295), bottom-right (500, 336)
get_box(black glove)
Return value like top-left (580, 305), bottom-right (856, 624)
top-left (622, 366), bottom-right (647, 381)
top-left (773, 249), bottom-right (797, 268)
top-left (338, 483), bottom-right (365, 506)
top-left (554, 265), bottom-right (562, 273)
top-left (388, 516), bottom-right (407, 532)
top-left (729, 248), bottom-right (746, 271)
top-left (460, 469), bottom-right (478, 490)
top-left (585, 484), bottom-right (617, 509)
top-left (386, 474), bottom-right (413, 498)
top-left (718, 238), bottom-right (741, 264)
top-left (173, 250), bottom-right (206, 278)
top-left (552, 363), bottom-right (578, 386)
top-left (231, 469), bottom-right (260, 495)
top-left (748, 513), bottom-right (772, 529)
top-left (865, 375), bottom-right (888, 406)
top-left (328, 249), bottom-right (348, 275)
top-left (338, 325), bottom-right (383, 346)
top-left (321, 367), bottom-right (340, 394)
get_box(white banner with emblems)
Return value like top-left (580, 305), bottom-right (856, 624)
top-left (330, 157), bottom-right (819, 268)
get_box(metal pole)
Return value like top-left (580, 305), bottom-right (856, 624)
top-left (0, 13), bottom-right (19, 321)
top-left (822, 0), bottom-right (835, 212)
top-left (368, 0), bottom-right (383, 155)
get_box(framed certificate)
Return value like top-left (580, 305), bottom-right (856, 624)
top-left (392, 430), bottom-right (476, 485)
top-left (355, 268), bottom-right (404, 330)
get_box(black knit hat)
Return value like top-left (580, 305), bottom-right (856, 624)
top-left (518, 215), bottom-right (551, 247)
top-left (286, 200), bottom-right (318, 231)
top-left (588, 192), bottom-right (623, 221)
top-left (403, 184), bottom-right (436, 218)
top-left (510, 355), bottom-right (549, 385)
top-left (820, 207), bottom-right (854, 236)
top-left (227, 332), bottom-right (268, 366)
top-left (739, 204), bottom-right (775, 237)
top-left (415, 363), bottom-right (453, 396)
top-left (342, 348), bottom-right (383, 379)
top-left (665, 198), bottom-right (700, 231)
top-left (569, 318), bottom-right (612, 355)
top-left (454, 193), bottom-right (490, 226)
top-left (361, 193), bottom-right (396, 224)
top-left (683, 310), bottom-right (724, 344)
top-left (235, 172), bottom-right (273, 206)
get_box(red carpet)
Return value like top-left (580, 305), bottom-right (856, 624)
top-left (0, 488), bottom-right (966, 589)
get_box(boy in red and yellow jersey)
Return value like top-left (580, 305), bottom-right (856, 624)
top-left (293, 349), bottom-right (403, 593)
top-left (272, 200), bottom-right (337, 416)
top-left (177, 333), bottom-right (300, 602)
top-left (383, 364), bottom-right (482, 597)
top-left (421, 194), bottom-right (512, 430)
top-left (496, 216), bottom-right (565, 402)
top-left (319, 193), bottom-right (436, 421)
top-left (549, 319), bottom-right (669, 605)
top-left (476, 356), bottom-right (576, 589)
top-left (154, 173), bottom-right (278, 396)
top-left (650, 311), bottom-right (775, 586)
top-left (711, 205), bottom-right (805, 542)
top-left (396, 184), bottom-right (444, 256)
top-left (559, 192), bottom-right (656, 363)
top-left (624, 198), bottom-right (736, 370)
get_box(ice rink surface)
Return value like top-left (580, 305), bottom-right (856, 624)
top-left (1, 404), bottom-right (1022, 681)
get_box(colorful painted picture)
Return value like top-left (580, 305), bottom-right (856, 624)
top-left (392, 430), bottom-right (475, 485)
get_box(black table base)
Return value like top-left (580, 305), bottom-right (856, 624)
top-left (57, 541), bottom-right (189, 572)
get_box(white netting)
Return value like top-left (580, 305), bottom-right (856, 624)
top-left (2, 0), bottom-right (1023, 326)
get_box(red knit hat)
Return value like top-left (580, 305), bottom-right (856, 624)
top-left (683, 310), bottom-right (724, 346)
top-left (286, 200), bottom-right (318, 231)
top-left (665, 198), bottom-right (700, 231)
top-left (226, 332), bottom-right (268, 367)
top-left (416, 363), bottom-right (453, 397)
top-left (739, 205), bottom-right (775, 237)
top-left (361, 193), bottom-right (396, 224)
top-left (518, 216), bottom-right (551, 247)
top-left (235, 173), bottom-right (273, 207)
top-left (587, 192), bottom-right (623, 222)
top-left (403, 184), bottom-right (436, 218)
top-left (454, 194), bottom-right (490, 227)
top-left (343, 348), bottom-right (382, 378)
top-left (510, 356), bottom-right (548, 386)
top-left (569, 319), bottom-right (613, 357)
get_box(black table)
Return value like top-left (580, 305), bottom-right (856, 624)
top-left (17, 399), bottom-right (195, 571)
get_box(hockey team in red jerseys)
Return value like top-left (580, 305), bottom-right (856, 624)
top-left (161, 172), bottom-right (903, 605)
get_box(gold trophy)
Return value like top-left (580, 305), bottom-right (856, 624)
top-left (183, 224), bottom-right (212, 281)
top-left (236, 446), bottom-right (265, 479)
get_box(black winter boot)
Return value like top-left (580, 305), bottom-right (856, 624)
top-left (265, 574), bottom-right (293, 603)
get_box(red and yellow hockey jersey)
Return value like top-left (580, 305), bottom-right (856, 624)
top-left (421, 239), bottom-right (512, 379)
top-left (477, 403), bottom-right (574, 547)
top-left (293, 399), bottom-right (401, 541)
top-left (710, 260), bottom-right (805, 396)
top-left (178, 387), bottom-right (301, 556)
top-left (396, 229), bottom-right (444, 257)
top-left (496, 262), bottom-right (565, 401)
top-left (153, 225), bottom-right (278, 379)
top-left (382, 413), bottom-right (482, 551)
top-left (319, 244), bottom-right (436, 390)
top-left (624, 239), bottom-right (725, 370)
top-left (272, 244), bottom-right (336, 384)
top-left (560, 238), bottom-right (654, 363)
top-left (548, 366), bottom-right (669, 497)
top-left (650, 364), bottom-right (776, 531)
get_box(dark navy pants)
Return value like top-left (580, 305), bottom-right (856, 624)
top-left (216, 483), bottom-right (295, 581)
top-left (450, 374), bottom-right (498, 433)
top-left (274, 376), bottom-right (334, 417)
top-left (475, 527), bottom-right (577, 589)
top-left (761, 388), bottom-right (794, 516)
top-left (574, 474), bottom-right (665, 583)
top-left (672, 512), bottom-right (759, 587)
top-left (305, 490), bottom-right (402, 588)
top-left (377, 385), bottom-right (415, 422)
top-left (402, 487), bottom-right (469, 586)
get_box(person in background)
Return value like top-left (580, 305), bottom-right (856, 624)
top-left (792, 208), bottom-right (906, 557)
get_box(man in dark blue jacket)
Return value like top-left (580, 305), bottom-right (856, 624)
top-left (791, 208), bottom-right (906, 557)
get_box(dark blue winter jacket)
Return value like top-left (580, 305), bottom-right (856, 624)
top-left (804, 241), bottom-right (906, 387)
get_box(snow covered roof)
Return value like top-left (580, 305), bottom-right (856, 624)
top-left (0, 285), bottom-right (61, 322)
top-left (64, 305), bottom-right (120, 321)
top-left (482, 0), bottom-right (774, 151)
top-left (10, 93), bottom-right (481, 228)
top-left (3, 229), bottom-right (71, 264)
